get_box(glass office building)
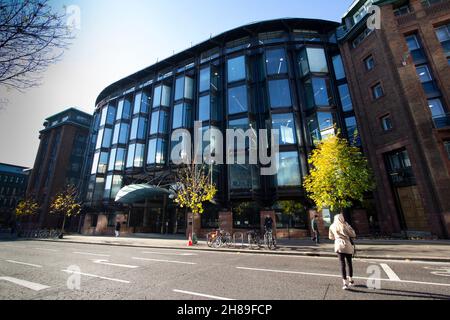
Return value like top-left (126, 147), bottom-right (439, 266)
top-left (82, 18), bottom-right (358, 237)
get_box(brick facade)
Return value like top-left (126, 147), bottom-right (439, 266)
top-left (339, 0), bottom-right (450, 238)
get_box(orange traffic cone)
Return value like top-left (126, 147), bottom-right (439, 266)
top-left (187, 234), bottom-right (193, 247)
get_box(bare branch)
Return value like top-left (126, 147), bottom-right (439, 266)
top-left (0, 0), bottom-right (74, 90)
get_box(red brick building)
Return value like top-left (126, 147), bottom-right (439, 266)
top-left (338, 0), bottom-right (450, 238)
top-left (27, 108), bottom-right (92, 230)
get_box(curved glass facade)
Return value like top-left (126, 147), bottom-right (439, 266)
top-left (84, 18), bottom-right (358, 235)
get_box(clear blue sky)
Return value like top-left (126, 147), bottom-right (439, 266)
top-left (0, 0), bottom-right (354, 167)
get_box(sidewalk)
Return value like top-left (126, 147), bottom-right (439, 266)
top-left (21, 233), bottom-right (450, 263)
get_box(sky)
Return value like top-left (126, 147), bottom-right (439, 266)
top-left (0, 0), bottom-right (354, 168)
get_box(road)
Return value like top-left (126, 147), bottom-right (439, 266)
top-left (0, 240), bottom-right (449, 300)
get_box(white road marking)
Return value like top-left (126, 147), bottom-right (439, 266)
top-left (142, 251), bottom-right (197, 256)
top-left (424, 267), bottom-right (450, 277)
top-left (62, 269), bottom-right (130, 284)
top-left (92, 259), bottom-right (139, 269)
top-left (33, 247), bottom-right (59, 252)
top-left (380, 263), bottom-right (401, 281)
top-left (173, 289), bottom-right (234, 300)
top-left (0, 277), bottom-right (50, 291)
top-left (132, 257), bottom-right (197, 265)
top-left (73, 252), bottom-right (110, 257)
top-left (236, 266), bottom-right (450, 288)
top-left (5, 260), bottom-right (42, 268)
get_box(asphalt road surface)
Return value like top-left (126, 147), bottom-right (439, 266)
top-left (0, 240), bottom-right (449, 300)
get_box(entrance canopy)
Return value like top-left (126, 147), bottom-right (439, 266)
top-left (115, 184), bottom-right (174, 204)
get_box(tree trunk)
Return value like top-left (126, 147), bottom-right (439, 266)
top-left (61, 215), bottom-right (67, 234)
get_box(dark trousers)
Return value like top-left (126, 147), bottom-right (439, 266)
top-left (312, 230), bottom-right (320, 244)
top-left (338, 253), bottom-right (353, 280)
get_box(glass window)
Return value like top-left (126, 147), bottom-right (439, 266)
top-left (147, 138), bottom-right (166, 165)
top-left (200, 67), bottom-right (211, 93)
top-left (277, 152), bottom-right (301, 187)
top-left (227, 56), bottom-right (246, 83)
top-left (161, 85), bottom-right (171, 107)
top-left (130, 117), bottom-right (147, 140)
top-left (175, 77), bottom-right (184, 101)
top-left (265, 48), bottom-right (287, 75)
top-left (435, 24), bottom-right (450, 43)
top-left (102, 128), bottom-right (112, 148)
top-left (130, 118), bottom-right (139, 140)
top-left (175, 76), bottom-right (194, 101)
top-left (272, 113), bottom-right (297, 145)
top-left (112, 123), bottom-right (120, 145)
top-left (268, 79), bottom-right (292, 108)
top-left (416, 65), bottom-right (432, 83)
top-left (406, 34), bottom-right (420, 51)
top-left (229, 165), bottom-right (259, 190)
top-left (332, 55), bottom-right (345, 80)
top-left (111, 176), bottom-right (123, 199)
top-left (103, 175), bottom-right (112, 199)
top-left (134, 144), bottom-right (145, 168)
top-left (199, 95), bottom-right (211, 121)
top-left (308, 112), bottom-right (335, 145)
top-left (91, 152), bottom-right (100, 174)
top-left (108, 148), bottom-right (117, 171)
top-left (116, 99), bottom-right (124, 121)
top-left (364, 55), bottom-right (375, 71)
top-left (98, 152), bottom-right (109, 174)
top-left (150, 111), bottom-right (169, 135)
top-left (338, 84), bottom-right (353, 112)
top-left (126, 144), bottom-right (135, 168)
top-left (114, 148), bottom-right (126, 171)
top-left (95, 128), bottom-right (104, 149)
top-left (99, 107), bottom-right (108, 126)
top-left (372, 83), bottom-right (384, 99)
top-left (153, 85), bottom-right (162, 108)
top-left (345, 116), bottom-right (358, 140)
top-left (106, 106), bottom-right (116, 125)
top-left (118, 123), bottom-right (129, 144)
top-left (428, 98), bottom-right (445, 118)
top-left (228, 86), bottom-right (248, 115)
top-left (381, 115), bottom-right (393, 131)
top-left (133, 92), bottom-right (142, 114)
top-left (305, 77), bottom-right (333, 108)
top-left (299, 48), bottom-right (329, 76)
top-left (173, 103), bottom-right (192, 129)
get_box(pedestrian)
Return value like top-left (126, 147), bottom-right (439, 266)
top-left (311, 215), bottom-right (320, 244)
top-left (329, 214), bottom-right (356, 290)
top-left (115, 221), bottom-right (121, 238)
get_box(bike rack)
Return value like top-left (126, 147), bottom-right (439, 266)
top-left (233, 232), bottom-right (245, 249)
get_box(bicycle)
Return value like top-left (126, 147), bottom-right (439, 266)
top-left (264, 227), bottom-right (277, 250)
top-left (209, 229), bottom-right (233, 248)
top-left (247, 230), bottom-right (264, 249)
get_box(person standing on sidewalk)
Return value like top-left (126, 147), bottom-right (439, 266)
top-left (329, 214), bottom-right (356, 290)
top-left (311, 215), bottom-right (320, 244)
top-left (115, 221), bottom-right (121, 238)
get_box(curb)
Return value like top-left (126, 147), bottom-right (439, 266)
top-left (31, 238), bottom-right (450, 263)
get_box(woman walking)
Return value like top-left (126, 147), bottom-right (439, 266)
top-left (329, 214), bottom-right (356, 290)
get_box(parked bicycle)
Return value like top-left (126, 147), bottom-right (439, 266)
top-left (264, 227), bottom-right (277, 250)
top-left (207, 229), bottom-right (233, 248)
top-left (247, 230), bottom-right (264, 249)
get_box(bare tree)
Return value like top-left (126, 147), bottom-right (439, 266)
top-left (0, 0), bottom-right (73, 90)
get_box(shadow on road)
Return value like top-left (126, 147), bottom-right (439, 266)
top-left (348, 285), bottom-right (450, 300)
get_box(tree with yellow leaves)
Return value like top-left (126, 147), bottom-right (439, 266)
top-left (303, 134), bottom-right (374, 214)
top-left (174, 163), bottom-right (217, 242)
top-left (15, 197), bottom-right (39, 218)
top-left (49, 185), bottom-right (82, 234)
